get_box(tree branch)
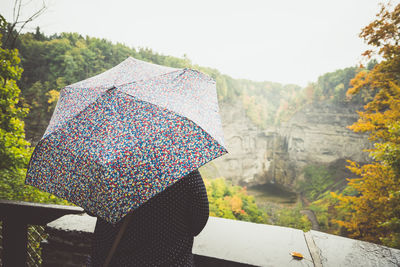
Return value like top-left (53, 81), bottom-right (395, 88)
top-left (4, 0), bottom-right (47, 49)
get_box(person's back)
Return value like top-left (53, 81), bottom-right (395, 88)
top-left (88, 170), bottom-right (209, 266)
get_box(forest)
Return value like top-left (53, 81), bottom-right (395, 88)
top-left (1, 2), bottom-right (399, 249)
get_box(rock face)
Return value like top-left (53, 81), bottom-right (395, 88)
top-left (212, 100), bottom-right (371, 189)
top-left (212, 101), bottom-right (271, 185)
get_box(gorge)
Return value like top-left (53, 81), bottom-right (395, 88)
top-left (209, 99), bottom-right (371, 192)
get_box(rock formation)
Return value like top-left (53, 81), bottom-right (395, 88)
top-left (212, 100), bottom-right (371, 189)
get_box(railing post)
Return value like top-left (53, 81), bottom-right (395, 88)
top-left (2, 218), bottom-right (27, 267)
top-left (0, 200), bottom-right (84, 266)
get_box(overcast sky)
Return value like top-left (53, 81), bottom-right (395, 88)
top-left (1, 0), bottom-right (395, 86)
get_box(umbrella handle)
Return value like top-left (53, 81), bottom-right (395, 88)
top-left (103, 211), bottom-right (134, 267)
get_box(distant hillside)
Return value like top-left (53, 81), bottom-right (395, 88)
top-left (11, 29), bottom-right (375, 142)
top-left (274, 63), bottom-right (377, 125)
top-left (11, 29), bottom-right (301, 142)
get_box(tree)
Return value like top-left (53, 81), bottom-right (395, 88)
top-left (0, 14), bottom-right (32, 199)
top-left (204, 177), bottom-right (269, 223)
top-left (0, 14), bottom-right (67, 204)
top-left (333, 3), bottom-right (400, 248)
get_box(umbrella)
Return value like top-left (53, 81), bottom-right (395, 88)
top-left (25, 57), bottom-right (227, 224)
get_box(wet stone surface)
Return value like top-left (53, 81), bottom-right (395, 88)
top-left (309, 230), bottom-right (400, 267)
top-left (193, 217), bottom-right (314, 267)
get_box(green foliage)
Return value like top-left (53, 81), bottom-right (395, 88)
top-left (0, 18), bottom-right (31, 177)
top-left (0, 18), bottom-right (69, 205)
top-left (273, 204), bottom-right (312, 232)
top-left (298, 165), bottom-right (334, 201)
top-left (0, 165), bottom-right (70, 204)
top-left (293, 162), bottom-right (355, 234)
top-left (308, 193), bottom-right (340, 233)
top-left (315, 67), bottom-right (358, 103)
top-left (204, 177), bottom-right (269, 224)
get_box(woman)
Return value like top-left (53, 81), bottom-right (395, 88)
top-left (87, 169), bottom-right (209, 266)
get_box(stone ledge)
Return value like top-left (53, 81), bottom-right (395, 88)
top-left (309, 230), bottom-right (400, 267)
top-left (43, 214), bottom-right (400, 267)
top-left (193, 217), bottom-right (313, 266)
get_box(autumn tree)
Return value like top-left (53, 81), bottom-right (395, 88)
top-left (333, 2), bottom-right (400, 248)
top-left (203, 177), bottom-right (269, 223)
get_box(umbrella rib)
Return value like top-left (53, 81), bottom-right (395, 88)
top-left (44, 88), bottom-right (111, 139)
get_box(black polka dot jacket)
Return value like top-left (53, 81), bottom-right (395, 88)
top-left (87, 170), bottom-right (209, 266)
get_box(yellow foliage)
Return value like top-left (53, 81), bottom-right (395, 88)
top-left (334, 2), bottom-right (400, 248)
top-left (47, 89), bottom-right (60, 105)
top-left (224, 195), bottom-right (243, 214)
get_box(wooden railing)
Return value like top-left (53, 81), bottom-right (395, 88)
top-left (0, 200), bottom-right (84, 267)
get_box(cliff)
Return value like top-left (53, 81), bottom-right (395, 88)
top-left (211, 100), bottom-right (371, 189)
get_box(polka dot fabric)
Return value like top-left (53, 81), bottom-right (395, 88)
top-left (86, 170), bottom-right (208, 267)
top-left (25, 57), bottom-right (227, 224)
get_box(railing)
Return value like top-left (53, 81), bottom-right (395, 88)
top-left (1, 200), bottom-right (400, 267)
top-left (0, 200), bottom-right (83, 266)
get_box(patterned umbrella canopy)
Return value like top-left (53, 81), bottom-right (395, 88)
top-left (25, 57), bottom-right (227, 224)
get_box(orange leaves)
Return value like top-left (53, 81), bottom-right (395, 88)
top-left (347, 70), bottom-right (369, 96)
top-left (224, 195), bottom-right (243, 215)
top-left (204, 177), bottom-right (268, 223)
top-left (359, 3), bottom-right (400, 59)
top-left (344, 160), bottom-right (362, 176)
top-left (336, 2), bottom-right (400, 248)
top-left (333, 161), bottom-right (398, 243)
top-left (361, 49), bottom-right (373, 59)
top-left (290, 252), bottom-right (304, 260)
top-left (347, 72), bottom-right (400, 141)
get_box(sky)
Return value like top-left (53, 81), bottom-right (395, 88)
top-left (0, 0), bottom-right (396, 86)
